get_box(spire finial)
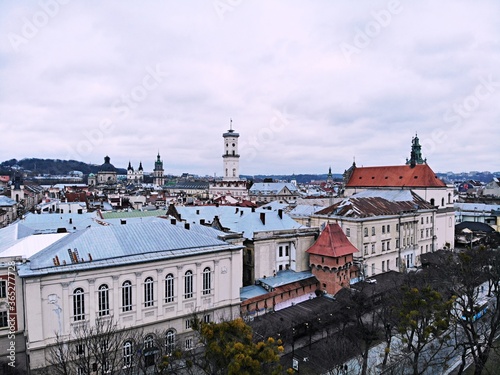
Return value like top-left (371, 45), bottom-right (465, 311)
top-left (230, 118), bottom-right (233, 131)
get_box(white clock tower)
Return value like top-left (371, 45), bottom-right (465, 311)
top-left (222, 119), bottom-right (240, 181)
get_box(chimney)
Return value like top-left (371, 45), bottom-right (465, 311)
top-left (240, 211), bottom-right (244, 216)
top-left (171, 218), bottom-right (176, 225)
top-left (278, 209), bottom-right (283, 219)
top-left (200, 219), bottom-right (205, 225)
top-left (120, 219), bottom-right (126, 225)
top-left (235, 207), bottom-right (239, 214)
top-left (69, 218), bottom-right (73, 224)
top-left (252, 207), bottom-right (256, 212)
top-left (260, 212), bottom-right (266, 225)
top-left (196, 209), bottom-right (200, 215)
top-left (184, 222), bottom-right (190, 230)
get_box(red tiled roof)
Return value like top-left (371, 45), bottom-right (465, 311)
top-left (345, 164), bottom-right (446, 188)
top-left (306, 223), bottom-right (357, 257)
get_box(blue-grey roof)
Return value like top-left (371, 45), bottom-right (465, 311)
top-left (352, 189), bottom-right (418, 202)
top-left (289, 204), bottom-right (326, 217)
top-left (249, 182), bottom-right (298, 195)
top-left (0, 196), bottom-right (17, 207)
top-left (176, 206), bottom-right (302, 239)
top-left (0, 222), bottom-right (36, 254)
top-left (20, 212), bottom-right (98, 233)
top-left (240, 285), bottom-right (268, 301)
top-left (257, 270), bottom-right (315, 289)
top-left (18, 220), bottom-right (241, 277)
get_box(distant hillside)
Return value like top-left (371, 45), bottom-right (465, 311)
top-left (0, 158), bottom-right (127, 176)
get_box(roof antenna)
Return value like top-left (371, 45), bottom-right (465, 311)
top-left (230, 118), bottom-right (233, 131)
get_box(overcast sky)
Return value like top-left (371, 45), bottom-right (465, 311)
top-left (1, 1), bottom-right (499, 176)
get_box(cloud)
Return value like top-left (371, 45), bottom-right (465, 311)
top-left (0, 0), bottom-right (499, 176)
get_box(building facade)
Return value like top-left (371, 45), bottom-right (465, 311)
top-left (310, 190), bottom-right (438, 277)
top-left (126, 161), bottom-right (144, 183)
top-left (15, 221), bottom-right (243, 373)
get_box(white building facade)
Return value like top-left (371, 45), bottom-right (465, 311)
top-left (16, 221), bottom-right (243, 373)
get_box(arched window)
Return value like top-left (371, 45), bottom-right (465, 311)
top-left (202, 267), bottom-right (211, 295)
top-left (430, 198), bottom-right (435, 206)
top-left (122, 281), bottom-right (132, 312)
top-left (123, 341), bottom-right (133, 367)
top-left (165, 330), bottom-right (176, 356)
top-left (184, 271), bottom-right (193, 299)
top-left (143, 335), bottom-right (156, 367)
top-left (165, 274), bottom-right (174, 303)
top-left (144, 277), bottom-right (154, 307)
top-left (441, 198), bottom-right (445, 207)
top-left (448, 193), bottom-right (452, 204)
top-left (73, 288), bottom-right (85, 321)
top-left (98, 284), bottom-right (109, 316)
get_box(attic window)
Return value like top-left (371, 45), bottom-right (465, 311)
top-left (359, 177), bottom-right (362, 179)
top-left (414, 176), bottom-right (418, 179)
top-left (371, 177), bottom-right (375, 179)
top-left (384, 177), bottom-right (388, 179)
top-left (399, 176), bottom-right (403, 179)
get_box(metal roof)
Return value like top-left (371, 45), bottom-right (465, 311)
top-left (0, 196), bottom-right (17, 206)
top-left (257, 270), bottom-right (315, 289)
top-left (249, 182), bottom-right (298, 195)
top-left (176, 206), bottom-right (303, 239)
top-left (19, 220), bottom-right (241, 276)
top-left (316, 189), bottom-right (435, 218)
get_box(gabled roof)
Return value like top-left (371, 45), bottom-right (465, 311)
top-left (306, 223), bottom-right (357, 258)
top-left (316, 190), bottom-right (435, 218)
top-left (345, 164), bottom-right (446, 188)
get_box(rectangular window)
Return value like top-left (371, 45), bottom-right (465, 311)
top-left (0, 280), bottom-right (6, 299)
top-left (364, 245), bottom-right (368, 255)
top-left (346, 228), bottom-right (350, 237)
top-left (76, 344), bottom-right (85, 356)
top-left (371, 227), bottom-right (375, 235)
top-left (285, 245), bottom-right (289, 257)
top-left (387, 259), bottom-right (390, 270)
top-left (421, 229), bottom-right (424, 239)
top-left (371, 264), bottom-right (375, 276)
top-left (387, 241), bottom-right (390, 250)
top-left (396, 239), bottom-right (399, 248)
top-left (185, 338), bottom-right (193, 350)
top-left (371, 244), bottom-right (375, 254)
top-left (185, 319), bottom-right (192, 330)
top-left (382, 261), bottom-right (385, 272)
top-left (278, 246), bottom-right (283, 257)
top-left (364, 228), bottom-right (368, 237)
top-left (0, 311), bottom-right (8, 328)
top-left (382, 242), bottom-right (385, 251)
top-left (382, 225), bottom-right (385, 234)
top-left (203, 314), bottom-right (211, 324)
top-left (396, 224), bottom-right (399, 231)
top-left (387, 225), bottom-right (390, 233)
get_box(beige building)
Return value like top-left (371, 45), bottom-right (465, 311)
top-left (14, 221), bottom-right (243, 373)
top-left (311, 190), bottom-right (440, 278)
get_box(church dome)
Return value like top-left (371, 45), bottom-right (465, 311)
top-left (99, 156), bottom-right (116, 172)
